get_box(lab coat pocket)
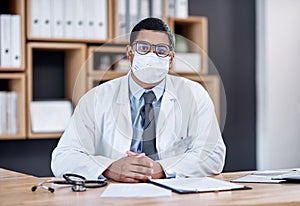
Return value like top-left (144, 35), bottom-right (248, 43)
top-left (172, 136), bottom-right (193, 155)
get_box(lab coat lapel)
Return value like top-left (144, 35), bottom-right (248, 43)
top-left (157, 75), bottom-right (178, 137)
top-left (112, 74), bottom-right (133, 152)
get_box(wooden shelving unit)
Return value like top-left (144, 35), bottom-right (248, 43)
top-left (26, 42), bottom-right (87, 138)
top-left (0, 0), bottom-right (220, 139)
top-left (0, 0), bottom-right (26, 139)
top-left (168, 16), bottom-right (208, 74)
top-left (0, 73), bottom-right (26, 139)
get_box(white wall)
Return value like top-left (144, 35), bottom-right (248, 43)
top-left (257, 0), bottom-right (300, 170)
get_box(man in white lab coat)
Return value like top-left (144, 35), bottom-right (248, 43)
top-left (51, 17), bottom-right (226, 182)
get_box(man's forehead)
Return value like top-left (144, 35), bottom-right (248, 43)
top-left (134, 30), bottom-right (169, 45)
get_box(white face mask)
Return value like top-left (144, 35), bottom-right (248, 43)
top-left (131, 52), bottom-right (170, 84)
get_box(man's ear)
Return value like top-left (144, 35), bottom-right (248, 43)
top-left (169, 51), bottom-right (175, 65)
top-left (126, 45), bottom-right (133, 62)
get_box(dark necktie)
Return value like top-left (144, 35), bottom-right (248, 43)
top-left (140, 91), bottom-right (158, 160)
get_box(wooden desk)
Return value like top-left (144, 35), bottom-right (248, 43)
top-left (1, 168), bottom-right (300, 206)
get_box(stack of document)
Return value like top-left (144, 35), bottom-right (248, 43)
top-left (0, 91), bottom-right (18, 135)
top-left (101, 183), bottom-right (172, 198)
top-left (168, 0), bottom-right (189, 18)
top-left (0, 14), bottom-right (21, 68)
top-left (29, 0), bottom-right (108, 40)
top-left (117, 0), bottom-right (164, 39)
top-left (231, 169), bottom-right (300, 184)
top-left (30, 100), bottom-right (73, 133)
top-left (100, 177), bottom-right (249, 198)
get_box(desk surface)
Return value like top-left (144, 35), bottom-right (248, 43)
top-left (1, 168), bottom-right (300, 206)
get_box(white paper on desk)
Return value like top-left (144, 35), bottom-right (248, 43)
top-left (231, 170), bottom-right (291, 184)
top-left (150, 177), bottom-right (246, 193)
top-left (100, 183), bottom-right (172, 198)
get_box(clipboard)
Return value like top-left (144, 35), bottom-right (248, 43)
top-left (149, 177), bottom-right (251, 194)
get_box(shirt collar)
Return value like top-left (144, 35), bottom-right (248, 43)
top-left (129, 73), bottom-right (165, 102)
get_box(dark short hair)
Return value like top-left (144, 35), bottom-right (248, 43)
top-left (130, 17), bottom-right (175, 50)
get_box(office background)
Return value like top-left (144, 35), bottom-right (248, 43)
top-left (0, 0), bottom-right (299, 176)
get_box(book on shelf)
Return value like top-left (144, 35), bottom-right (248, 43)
top-left (0, 91), bottom-right (18, 135)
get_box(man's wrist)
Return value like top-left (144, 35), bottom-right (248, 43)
top-left (152, 162), bottom-right (167, 179)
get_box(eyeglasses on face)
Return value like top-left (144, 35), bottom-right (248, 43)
top-left (131, 41), bottom-right (172, 58)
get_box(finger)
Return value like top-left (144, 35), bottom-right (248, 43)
top-left (127, 172), bottom-right (151, 182)
top-left (126, 151), bottom-right (138, 156)
top-left (119, 175), bottom-right (140, 183)
top-left (127, 151), bottom-right (146, 157)
top-left (129, 165), bottom-right (154, 176)
top-left (131, 156), bottom-right (154, 168)
top-left (136, 153), bottom-right (146, 157)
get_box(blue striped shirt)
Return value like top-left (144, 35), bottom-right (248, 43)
top-left (128, 74), bottom-right (165, 154)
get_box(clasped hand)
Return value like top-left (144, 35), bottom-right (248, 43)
top-left (103, 151), bottom-right (165, 183)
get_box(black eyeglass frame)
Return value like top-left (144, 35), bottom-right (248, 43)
top-left (131, 40), bottom-right (173, 58)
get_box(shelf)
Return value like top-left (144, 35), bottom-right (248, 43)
top-left (168, 16), bottom-right (208, 74)
top-left (26, 37), bottom-right (111, 44)
top-left (0, 73), bottom-right (26, 139)
top-left (26, 42), bottom-right (87, 139)
top-left (26, 0), bottom-right (114, 42)
top-left (87, 45), bottom-right (129, 76)
top-left (87, 71), bottom-right (128, 90)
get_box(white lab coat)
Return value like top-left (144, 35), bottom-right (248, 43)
top-left (51, 73), bottom-right (226, 179)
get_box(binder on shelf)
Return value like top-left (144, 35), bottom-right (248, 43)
top-left (64, 0), bottom-right (74, 38)
top-left (40, 0), bottom-right (51, 37)
top-left (151, 0), bottom-right (163, 19)
top-left (118, 0), bottom-right (127, 38)
top-left (10, 91), bottom-right (18, 135)
top-left (168, 0), bottom-right (176, 17)
top-left (0, 14), bottom-right (12, 67)
top-left (74, 0), bottom-right (85, 39)
top-left (51, 0), bottom-right (64, 38)
top-left (176, 0), bottom-right (188, 18)
top-left (129, 0), bottom-right (138, 34)
top-left (168, 0), bottom-right (189, 18)
top-left (94, 0), bottom-right (108, 40)
top-left (30, 0), bottom-right (41, 37)
top-left (86, 0), bottom-right (95, 39)
top-left (6, 91), bottom-right (18, 135)
top-left (11, 15), bottom-right (21, 68)
top-left (138, 0), bottom-right (150, 21)
top-left (0, 91), bottom-right (18, 135)
top-left (0, 92), bottom-right (6, 135)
